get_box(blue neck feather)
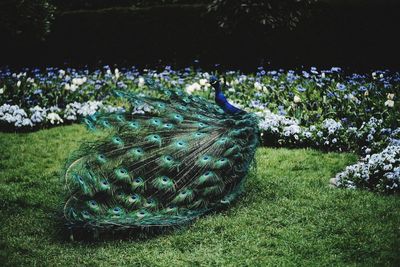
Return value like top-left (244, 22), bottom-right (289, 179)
top-left (211, 78), bottom-right (244, 115)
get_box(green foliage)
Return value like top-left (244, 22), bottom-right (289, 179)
top-left (206, 0), bottom-right (320, 31)
top-left (1, 125), bottom-right (399, 265)
top-left (0, 0), bottom-right (56, 40)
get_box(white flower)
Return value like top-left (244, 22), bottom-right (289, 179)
top-left (199, 78), bottom-right (208, 86)
top-left (186, 82), bottom-right (201, 94)
top-left (46, 112), bottom-right (64, 124)
top-left (115, 68), bottom-right (120, 79)
top-left (293, 95), bottom-right (301, 103)
top-left (65, 83), bottom-right (78, 92)
top-left (387, 93), bottom-right (395, 100)
top-left (138, 77), bottom-right (145, 87)
top-left (59, 69), bottom-right (66, 77)
top-left (254, 82), bottom-right (263, 91)
top-left (72, 77), bottom-right (87, 86)
top-left (17, 81), bottom-right (21, 87)
top-left (0, 87), bottom-right (4, 94)
top-left (385, 100), bottom-right (394, 107)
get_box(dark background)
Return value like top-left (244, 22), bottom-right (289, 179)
top-left (1, 1), bottom-right (399, 72)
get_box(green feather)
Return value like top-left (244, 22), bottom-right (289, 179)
top-left (63, 87), bottom-right (259, 234)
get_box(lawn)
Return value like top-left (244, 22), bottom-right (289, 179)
top-left (0, 125), bottom-right (399, 266)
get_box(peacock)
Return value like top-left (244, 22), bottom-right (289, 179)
top-left (62, 76), bottom-right (259, 236)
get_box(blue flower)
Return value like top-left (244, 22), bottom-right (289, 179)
top-left (327, 91), bottom-right (335, 98)
top-left (297, 85), bottom-right (306, 92)
top-left (336, 83), bottom-right (346, 91)
top-left (358, 86), bottom-right (367, 92)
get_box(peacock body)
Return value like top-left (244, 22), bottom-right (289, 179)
top-left (63, 77), bottom-right (259, 232)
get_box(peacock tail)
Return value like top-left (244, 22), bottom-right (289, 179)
top-left (63, 78), bottom-right (259, 232)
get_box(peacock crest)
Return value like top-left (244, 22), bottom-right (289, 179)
top-left (63, 77), bottom-right (259, 233)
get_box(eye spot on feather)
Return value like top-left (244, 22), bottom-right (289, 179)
top-left (112, 136), bottom-right (124, 147)
top-left (128, 194), bottom-right (141, 204)
top-left (177, 105), bottom-right (187, 111)
top-left (116, 115), bottom-right (124, 121)
top-left (152, 175), bottom-right (175, 191)
top-left (193, 132), bottom-right (206, 139)
top-left (145, 134), bottom-right (162, 146)
top-left (111, 207), bottom-right (124, 217)
top-left (156, 102), bottom-right (166, 109)
top-left (170, 113), bottom-right (184, 123)
top-left (128, 121), bottom-right (139, 129)
top-left (144, 198), bottom-right (158, 209)
top-left (115, 168), bottom-right (130, 180)
top-left (101, 120), bottom-right (111, 128)
top-left (150, 118), bottom-right (162, 126)
top-left (97, 154), bottom-right (106, 161)
top-left (163, 123), bottom-right (173, 129)
top-left (136, 210), bottom-right (149, 218)
top-left (134, 177), bottom-right (143, 184)
top-left (173, 140), bottom-right (187, 149)
top-left (196, 122), bottom-right (207, 128)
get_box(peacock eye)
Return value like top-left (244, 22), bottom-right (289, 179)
top-left (203, 157), bottom-right (208, 160)
top-left (205, 172), bottom-right (210, 176)
top-left (102, 180), bottom-right (108, 185)
top-left (162, 177), bottom-right (168, 182)
top-left (139, 211), bottom-right (145, 215)
top-left (131, 194), bottom-right (137, 199)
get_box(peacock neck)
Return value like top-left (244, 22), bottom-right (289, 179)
top-left (214, 88), bottom-right (244, 115)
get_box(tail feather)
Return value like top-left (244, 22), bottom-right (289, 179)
top-left (63, 89), bottom-right (259, 231)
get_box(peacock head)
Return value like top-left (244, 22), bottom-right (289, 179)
top-left (209, 76), bottom-right (222, 93)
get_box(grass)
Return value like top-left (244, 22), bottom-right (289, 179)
top-left (0, 125), bottom-right (399, 266)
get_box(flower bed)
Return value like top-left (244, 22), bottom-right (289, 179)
top-left (1, 66), bottom-right (399, 192)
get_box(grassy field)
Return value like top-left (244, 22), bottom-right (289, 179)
top-left (0, 125), bottom-right (399, 266)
